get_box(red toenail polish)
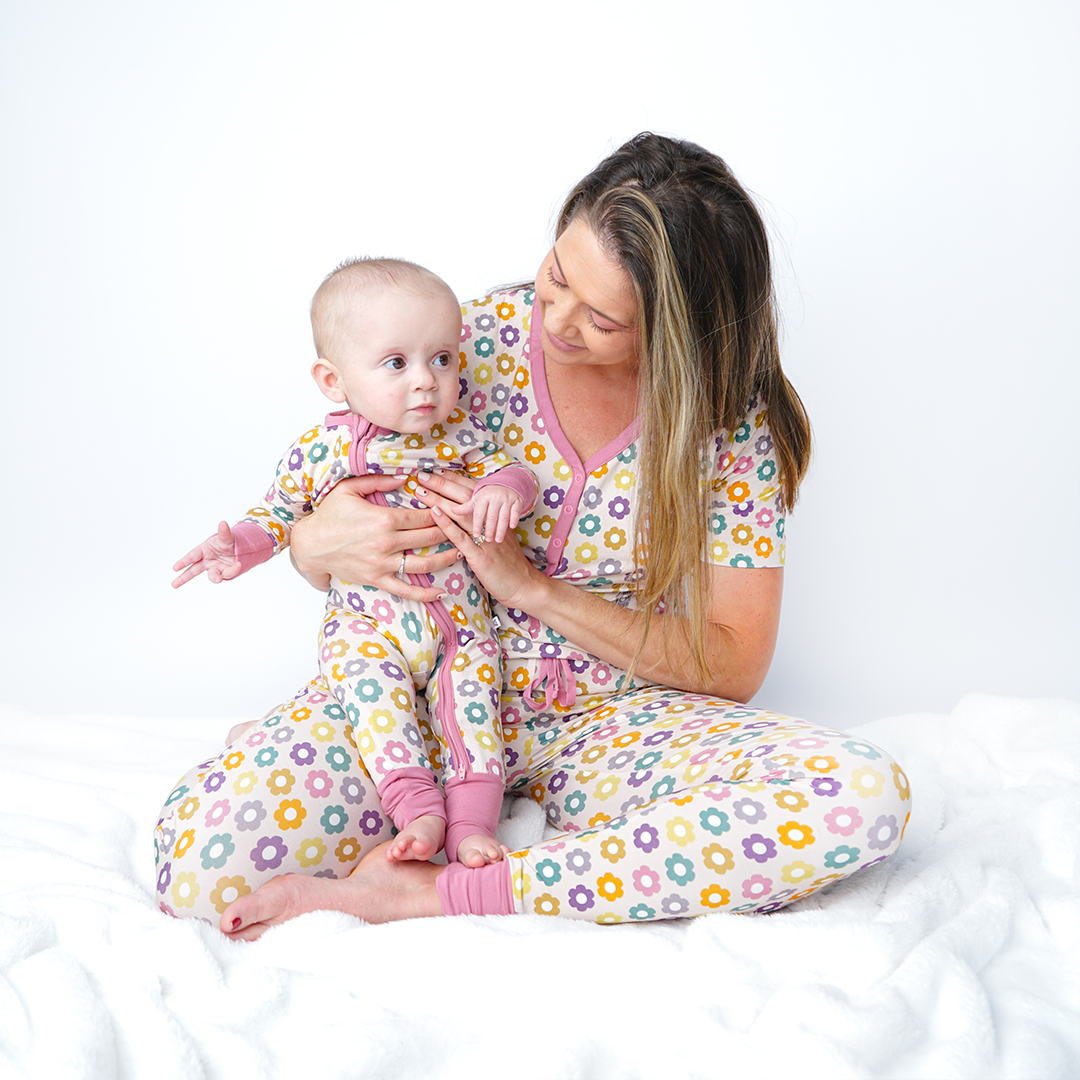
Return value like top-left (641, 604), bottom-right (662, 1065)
top-left (231, 917), bottom-right (241, 930)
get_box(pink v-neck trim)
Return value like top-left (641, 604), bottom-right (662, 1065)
top-left (527, 312), bottom-right (639, 574)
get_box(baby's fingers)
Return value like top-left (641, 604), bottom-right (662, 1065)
top-left (171, 557), bottom-right (205, 588)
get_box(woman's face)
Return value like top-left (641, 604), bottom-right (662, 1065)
top-left (534, 216), bottom-right (640, 372)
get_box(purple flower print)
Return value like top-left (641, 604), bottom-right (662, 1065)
top-left (642, 729), bottom-right (674, 748)
top-left (867, 815), bottom-right (900, 850)
top-left (359, 810), bottom-right (384, 836)
top-left (742, 833), bottom-right (777, 863)
top-left (755, 434), bottom-right (774, 455)
top-left (323, 618), bottom-right (340, 637)
top-left (474, 313), bottom-right (496, 332)
top-left (250, 835), bottom-right (288, 872)
top-left (608, 495), bottom-right (631, 520)
top-left (548, 770), bottom-right (568, 794)
top-left (290, 742), bottom-right (317, 767)
top-left (234, 800), bottom-right (267, 831)
top-left (339, 776), bottom-right (367, 804)
top-left (156, 862), bottom-right (171, 894)
top-left (731, 499), bottom-right (754, 518)
top-left (543, 486), bottom-right (564, 509)
top-left (626, 769), bottom-right (652, 789)
top-left (379, 661), bottom-right (407, 681)
top-left (732, 798), bottom-right (767, 824)
top-left (270, 725), bottom-right (295, 744)
top-left (288, 448), bottom-right (304, 470)
top-left (811, 777), bottom-right (843, 798)
top-left (660, 893), bottom-right (690, 916)
top-left (568, 885), bottom-right (595, 912)
top-left (582, 486), bottom-right (602, 509)
top-left (500, 325), bottom-right (519, 346)
top-left (633, 823), bottom-right (660, 853)
top-left (509, 393), bottom-right (528, 417)
top-left (565, 848), bottom-right (591, 876)
top-left (204, 771), bottom-right (226, 793)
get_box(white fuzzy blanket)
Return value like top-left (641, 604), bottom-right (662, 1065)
top-left (0, 694), bottom-right (1076, 1080)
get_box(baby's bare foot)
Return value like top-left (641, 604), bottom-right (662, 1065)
top-left (456, 833), bottom-right (510, 868)
top-left (387, 814), bottom-right (446, 862)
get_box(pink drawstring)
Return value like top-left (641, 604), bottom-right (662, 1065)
top-left (522, 657), bottom-right (577, 713)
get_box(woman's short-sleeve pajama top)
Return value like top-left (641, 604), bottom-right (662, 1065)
top-left (458, 289), bottom-right (787, 706)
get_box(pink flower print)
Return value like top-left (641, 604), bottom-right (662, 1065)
top-left (632, 865), bottom-right (662, 896)
top-left (245, 730), bottom-right (267, 748)
top-left (444, 573), bottom-right (465, 596)
top-left (734, 455), bottom-right (755, 474)
top-left (788, 737), bottom-right (827, 750)
top-left (742, 874), bottom-right (773, 901)
top-left (304, 770), bottom-right (333, 799)
top-left (385, 741), bottom-right (411, 765)
top-left (825, 806), bottom-right (863, 836)
top-left (531, 413), bottom-right (546, 434)
top-left (460, 324), bottom-right (472, 342)
top-left (204, 799), bottom-right (231, 828)
top-left (755, 507), bottom-right (775, 529)
top-left (470, 392), bottom-right (487, 412)
top-left (372, 600), bottom-right (394, 622)
top-left (593, 724), bottom-right (619, 741)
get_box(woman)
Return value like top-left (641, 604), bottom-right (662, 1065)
top-left (154, 133), bottom-right (909, 936)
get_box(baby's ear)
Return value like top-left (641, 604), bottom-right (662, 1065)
top-left (311, 359), bottom-right (347, 403)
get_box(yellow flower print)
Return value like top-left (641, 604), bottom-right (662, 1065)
top-left (731, 524), bottom-right (754, 546)
top-left (298, 427), bottom-right (320, 444)
top-left (587, 811), bottom-right (611, 829)
top-left (342, 725), bottom-right (358, 750)
top-left (773, 789), bottom-right (809, 812)
top-left (449, 605), bottom-right (468, 628)
top-left (754, 410), bottom-right (767, 429)
top-left (404, 433), bottom-right (425, 450)
top-left (390, 688), bottom-right (412, 711)
top-left (170, 871), bottom-right (199, 909)
top-left (613, 469), bottom-right (636, 491)
top-left (682, 762), bottom-right (708, 784)
top-left (329, 663), bottom-right (347, 683)
top-left (533, 893), bottom-right (560, 916)
top-left (209, 875), bottom-right (251, 914)
top-left (474, 364), bottom-right (493, 385)
top-left (370, 710), bottom-right (395, 733)
top-left (666, 817), bottom-right (695, 846)
top-left (596, 873), bottom-right (624, 901)
top-left (295, 837), bottom-right (327, 868)
top-left (754, 536), bottom-right (774, 559)
top-left (174, 829), bottom-right (196, 859)
top-left (476, 731), bottom-right (498, 752)
top-left (335, 837), bottom-right (362, 862)
top-left (279, 474), bottom-right (300, 495)
top-left (611, 731), bottom-right (641, 749)
top-left (476, 664), bottom-right (496, 685)
top-left (726, 480), bottom-right (750, 502)
top-left (178, 796), bottom-right (200, 821)
top-left (496, 353), bottom-right (515, 375)
top-left (851, 766), bottom-right (885, 798)
top-left (413, 647), bottom-right (433, 671)
top-left (730, 760), bottom-right (754, 782)
top-left (327, 638), bottom-right (350, 658)
top-left (534, 515), bottom-right (557, 539)
top-left (495, 301), bottom-right (515, 320)
top-left (777, 821), bottom-right (815, 849)
top-left (759, 485), bottom-right (777, 502)
top-left (662, 751), bottom-right (690, 770)
top-left (359, 642), bottom-right (388, 659)
top-left (512, 867), bottom-right (532, 898)
top-left (380, 447), bottom-right (404, 467)
top-left (553, 459), bottom-right (572, 482)
top-left (600, 837), bottom-right (626, 863)
top-left (573, 542), bottom-right (598, 563)
top-left (602, 527), bottom-right (627, 550)
top-left (509, 667), bottom-right (531, 691)
top-left (223, 752), bottom-right (244, 771)
top-left (502, 423), bottom-right (523, 446)
top-left (702, 843), bottom-right (735, 873)
top-left (576, 769), bottom-right (599, 784)
top-left (804, 755), bottom-right (839, 773)
top-left (709, 540), bottom-right (730, 562)
top-left (274, 799), bottom-right (306, 830)
top-left (232, 771), bottom-right (258, 795)
top-left (700, 884), bottom-right (730, 909)
top-left (781, 860), bottom-right (816, 885)
top-left (892, 763), bottom-right (911, 800)
top-left (356, 730), bottom-right (376, 755)
top-left (594, 776), bottom-right (621, 802)
top-left (596, 913), bottom-right (622, 924)
top-left (436, 443), bottom-right (456, 462)
top-left (513, 367), bottom-right (530, 389)
top-left (268, 768), bottom-right (296, 795)
top-left (429, 423), bottom-right (447, 440)
top-left (290, 707), bottom-right (312, 723)
top-left (524, 442), bottom-right (546, 465)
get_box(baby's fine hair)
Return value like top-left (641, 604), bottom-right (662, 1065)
top-left (311, 256), bottom-right (454, 359)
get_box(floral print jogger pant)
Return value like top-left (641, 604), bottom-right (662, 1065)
top-left (154, 676), bottom-right (910, 924)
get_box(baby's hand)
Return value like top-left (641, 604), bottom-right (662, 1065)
top-left (171, 521), bottom-right (241, 588)
top-left (460, 485), bottom-right (524, 544)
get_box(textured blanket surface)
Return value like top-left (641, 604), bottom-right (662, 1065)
top-left (0, 694), bottom-right (1077, 1080)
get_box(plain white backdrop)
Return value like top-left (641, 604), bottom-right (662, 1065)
top-left (1, 1), bottom-right (1077, 729)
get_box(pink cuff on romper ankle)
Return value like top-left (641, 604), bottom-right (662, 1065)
top-left (436, 860), bottom-right (515, 917)
top-left (376, 768), bottom-right (447, 833)
top-left (443, 774), bottom-right (505, 862)
top-left (230, 522), bottom-right (276, 575)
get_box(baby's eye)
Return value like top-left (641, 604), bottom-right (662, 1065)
top-left (433, 353), bottom-right (451, 368)
top-left (384, 356), bottom-right (406, 371)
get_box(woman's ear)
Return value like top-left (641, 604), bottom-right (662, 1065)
top-left (311, 359), bottom-right (347, 403)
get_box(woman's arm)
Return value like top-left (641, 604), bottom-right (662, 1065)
top-left (289, 474), bottom-right (461, 602)
top-left (419, 472), bottom-right (782, 703)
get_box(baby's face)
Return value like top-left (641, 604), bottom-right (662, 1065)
top-left (330, 287), bottom-right (462, 433)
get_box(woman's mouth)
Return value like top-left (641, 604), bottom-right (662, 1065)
top-left (544, 327), bottom-right (585, 353)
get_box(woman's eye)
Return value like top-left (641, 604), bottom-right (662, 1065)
top-left (546, 267), bottom-right (567, 289)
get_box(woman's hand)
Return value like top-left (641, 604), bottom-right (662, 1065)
top-left (289, 474), bottom-right (459, 602)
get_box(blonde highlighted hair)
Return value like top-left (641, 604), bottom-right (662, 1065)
top-left (557, 133), bottom-right (812, 685)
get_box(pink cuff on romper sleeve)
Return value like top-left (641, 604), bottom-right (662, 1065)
top-left (230, 522), bottom-right (277, 575)
top-left (442, 774), bottom-right (505, 863)
top-left (473, 466), bottom-right (537, 514)
top-left (436, 860), bottom-right (515, 917)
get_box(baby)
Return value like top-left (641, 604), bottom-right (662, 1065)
top-left (172, 258), bottom-right (536, 867)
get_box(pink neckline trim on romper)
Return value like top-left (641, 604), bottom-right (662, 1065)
top-left (527, 313), bottom-right (640, 577)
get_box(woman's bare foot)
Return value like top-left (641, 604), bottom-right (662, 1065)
top-left (386, 814), bottom-right (445, 862)
top-left (225, 719), bottom-right (257, 746)
top-left (456, 833), bottom-right (510, 868)
top-left (220, 841), bottom-right (445, 940)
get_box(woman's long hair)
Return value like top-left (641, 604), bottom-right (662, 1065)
top-left (557, 132), bottom-right (812, 686)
